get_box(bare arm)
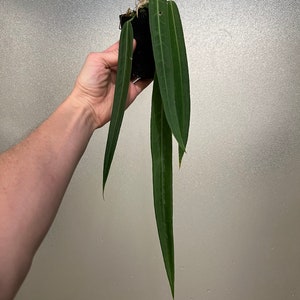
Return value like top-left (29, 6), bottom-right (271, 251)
top-left (0, 41), bottom-right (150, 300)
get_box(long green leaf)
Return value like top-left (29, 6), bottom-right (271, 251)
top-left (168, 1), bottom-right (190, 164)
top-left (149, 0), bottom-right (185, 151)
top-left (151, 74), bottom-right (174, 298)
top-left (103, 20), bottom-right (133, 192)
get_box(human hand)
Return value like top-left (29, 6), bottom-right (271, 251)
top-left (70, 41), bottom-right (152, 129)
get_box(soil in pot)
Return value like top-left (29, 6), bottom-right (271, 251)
top-left (119, 7), bottom-right (155, 80)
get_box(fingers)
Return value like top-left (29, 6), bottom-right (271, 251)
top-left (126, 79), bottom-right (153, 107)
top-left (103, 41), bottom-right (119, 53)
top-left (101, 39), bottom-right (137, 69)
top-left (101, 50), bottom-right (119, 69)
top-left (132, 39), bottom-right (137, 51)
top-left (133, 78), bottom-right (152, 95)
top-left (100, 39), bottom-right (151, 108)
top-left (100, 41), bottom-right (120, 69)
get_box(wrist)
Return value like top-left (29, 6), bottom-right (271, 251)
top-left (66, 89), bottom-right (98, 132)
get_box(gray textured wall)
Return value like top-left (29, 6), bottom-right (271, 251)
top-left (1, 0), bottom-right (300, 299)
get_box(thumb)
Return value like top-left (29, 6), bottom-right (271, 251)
top-left (101, 49), bottom-right (119, 69)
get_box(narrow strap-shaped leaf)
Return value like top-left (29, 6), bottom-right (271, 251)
top-left (103, 20), bottom-right (133, 192)
top-left (149, 0), bottom-right (185, 151)
top-left (151, 74), bottom-right (174, 298)
top-left (168, 1), bottom-right (190, 164)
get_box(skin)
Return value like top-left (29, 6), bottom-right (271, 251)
top-left (0, 41), bottom-right (151, 300)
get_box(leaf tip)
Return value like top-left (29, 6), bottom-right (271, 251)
top-left (102, 176), bottom-right (107, 200)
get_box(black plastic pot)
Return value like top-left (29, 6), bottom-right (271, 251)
top-left (119, 7), bottom-right (155, 80)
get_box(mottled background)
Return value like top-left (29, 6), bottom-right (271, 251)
top-left (1, 0), bottom-right (300, 299)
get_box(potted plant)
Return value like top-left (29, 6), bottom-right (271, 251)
top-left (103, 0), bottom-right (190, 297)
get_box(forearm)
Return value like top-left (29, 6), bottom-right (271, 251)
top-left (0, 96), bottom-right (95, 299)
top-left (0, 40), bottom-right (149, 299)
